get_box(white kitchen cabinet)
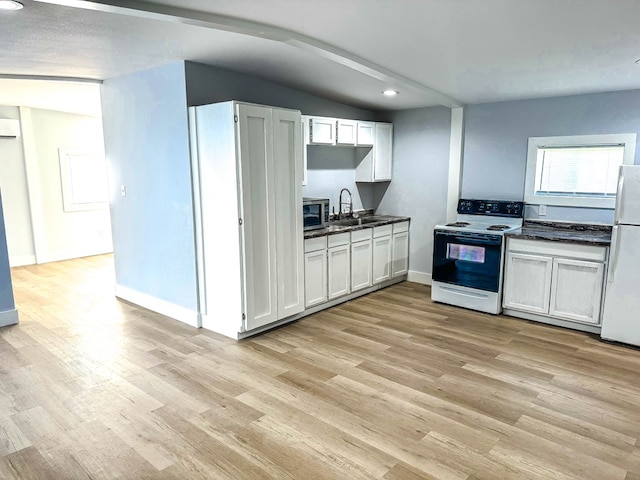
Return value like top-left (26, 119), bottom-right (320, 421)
top-left (391, 221), bottom-right (409, 277)
top-left (308, 116), bottom-right (336, 145)
top-left (503, 252), bottom-right (553, 314)
top-left (301, 115), bottom-right (309, 186)
top-left (503, 238), bottom-right (607, 328)
top-left (304, 237), bottom-right (328, 308)
top-left (356, 121), bottom-right (375, 146)
top-left (328, 233), bottom-right (351, 299)
top-left (372, 225), bottom-right (393, 284)
top-left (336, 119), bottom-right (357, 145)
top-left (549, 258), bottom-right (604, 324)
top-left (355, 122), bottom-right (393, 182)
top-left (189, 101), bottom-right (304, 338)
top-left (351, 229), bottom-right (373, 291)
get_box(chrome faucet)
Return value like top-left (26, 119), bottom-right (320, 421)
top-left (338, 188), bottom-right (353, 219)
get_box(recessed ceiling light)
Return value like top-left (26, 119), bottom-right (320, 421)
top-left (0, 0), bottom-right (23, 10)
top-left (382, 89), bottom-right (399, 97)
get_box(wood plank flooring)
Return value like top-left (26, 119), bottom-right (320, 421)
top-left (2, 254), bottom-right (640, 479)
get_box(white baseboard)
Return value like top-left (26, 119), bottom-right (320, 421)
top-left (408, 270), bottom-right (431, 285)
top-left (0, 309), bottom-right (19, 327)
top-left (10, 255), bottom-right (36, 267)
top-left (114, 284), bottom-right (200, 328)
top-left (38, 247), bottom-right (113, 265)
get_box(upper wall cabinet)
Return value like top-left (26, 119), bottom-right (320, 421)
top-left (302, 116), bottom-right (394, 182)
top-left (355, 122), bottom-right (393, 182)
top-left (308, 117), bottom-right (336, 145)
top-left (356, 121), bottom-right (374, 146)
top-left (336, 119), bottom-right (357, 145)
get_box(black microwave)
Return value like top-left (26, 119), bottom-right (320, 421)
top-left (303, 197), bottom-right (330, 231)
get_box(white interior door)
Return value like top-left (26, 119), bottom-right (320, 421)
top-left (237, 104), bottom-right (278, 330)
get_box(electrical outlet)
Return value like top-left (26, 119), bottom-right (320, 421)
top-left (121, 185), bottom-right (127, 197)
top-left (539, 204), bottom-right (547, 216)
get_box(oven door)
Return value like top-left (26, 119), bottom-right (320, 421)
top-left (432, 230), bottom-right (503, 293)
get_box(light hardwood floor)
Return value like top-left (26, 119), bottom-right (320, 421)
top-left (2, 254), bottom-right (640, 479)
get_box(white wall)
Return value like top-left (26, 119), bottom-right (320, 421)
top-left (0, 106), bottom-right (36, 266)
top-left (24, 108), bottom-right (112, 263)
top-left (0, 104), bottom-right (112, 267)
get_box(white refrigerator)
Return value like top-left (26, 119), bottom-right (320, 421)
top-left (601, 165), bottom-right (640, 346)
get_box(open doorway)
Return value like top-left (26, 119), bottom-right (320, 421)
top-left (0, 79), bottom-right (112, 268)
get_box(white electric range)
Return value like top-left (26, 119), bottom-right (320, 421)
top-left (431, 199), bottom-right (524, 314)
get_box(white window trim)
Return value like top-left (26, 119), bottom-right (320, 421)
top-left (524, 133), bottom-right (637, 209)
top-left (59, 147), bottom-right (109, 212)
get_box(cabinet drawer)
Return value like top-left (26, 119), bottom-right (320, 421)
top-left (304, 236), bottom-right (327, 253)
top-left (373, 224), bottom-right (393, 238)
top-left (328, 232), bottom-right (350, 248)
top-left (507, 238), bottom-right (607, 262)
top-left (351, 228), bottom-right (373, 243)
top-left (392, 221), bottom-right (409, 234)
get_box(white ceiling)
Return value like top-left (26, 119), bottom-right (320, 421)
top-left (2, 0), bottom-right (640, 113)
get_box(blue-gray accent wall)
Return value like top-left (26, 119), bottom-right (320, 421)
top-left (0, 191), bottom-right (16, 314)
top-left (101, 61), bottom-right (198, 311)
top-left (462, 89), bottom-right (640, 223)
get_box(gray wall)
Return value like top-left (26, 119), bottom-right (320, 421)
top-left (185, 62), bottom-right (381, 120)
top-left (0, 192), bottom-right (16, 313)
top-left (463, 89), bottom-right (640, 223)
top-left (101, 61), bottom-right (198, 311)
top-left (376, 106), bottom-right (452, 276)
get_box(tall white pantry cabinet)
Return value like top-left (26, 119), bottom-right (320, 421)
top-left (189, 101), bottom-right (305, 339)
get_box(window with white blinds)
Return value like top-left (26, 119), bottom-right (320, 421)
top-left (536, 145), bottom-right (624, 196)
top-left (524, 134), bottom-right (637, 209)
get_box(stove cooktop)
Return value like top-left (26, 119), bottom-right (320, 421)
top-left (436, 199), bottom-right (524, 235)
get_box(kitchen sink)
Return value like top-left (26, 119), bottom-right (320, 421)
top-left (331, 216), bottom-right (386, 227)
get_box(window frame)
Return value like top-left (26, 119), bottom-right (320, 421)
top-left (58, 147), bottom-right (109, 212)
top-left (524, 133), bottom-right (637, 209)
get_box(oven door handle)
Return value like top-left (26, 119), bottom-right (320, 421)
top-left (435, 231), bottom-right (502, 246)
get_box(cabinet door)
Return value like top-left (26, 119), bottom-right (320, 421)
top-left (503, 252), bottom-right (553, 314)
top-left (356, 121), bottom-right (374, 146)
top-left (304, 250), bottom-right (327, 308)
top-left (372, 235), bottom-right (392, 284)
top-left (308, 117), bottom-right (335, 145)
top-left (328, 244), bottom-right (351, 299)
top-left (391, 231), bottom-right (409, 277)
top-left (351, 239), bottom-right (373, 291)
top-left (237, 104), bottom-right (278, 330)
top-left (273, 108), bottom-right (305, 320)
top-left (336, 119), bottom-right (356, 145)
top-left (549, 258), bottom-right (604, 324)
top-left (373, 123), bottom-right (393, 181)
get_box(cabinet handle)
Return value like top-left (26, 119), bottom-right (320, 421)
top-left (608, 225), bottom-right (619, 283)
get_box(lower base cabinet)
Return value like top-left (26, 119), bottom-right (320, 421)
top-left (391, 222), bottom-right (410, 277)
top-left (503, 238), bottom-right (606, 326)
top-left (372, 225), bottom-right (393, 283)
top-left (351, 229), bottom-right (373, 291)
top-left (304, 237), bottom-right (327, 308)
top-left (304, 220), bottom-right (410, 311)
top-left (328, 243), bottom-right (351, 299)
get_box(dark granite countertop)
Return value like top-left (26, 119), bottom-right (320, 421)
top-left (505, 220), bottom-right (612, 246)
top-left (304, 215), bottom-right (411, 239)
